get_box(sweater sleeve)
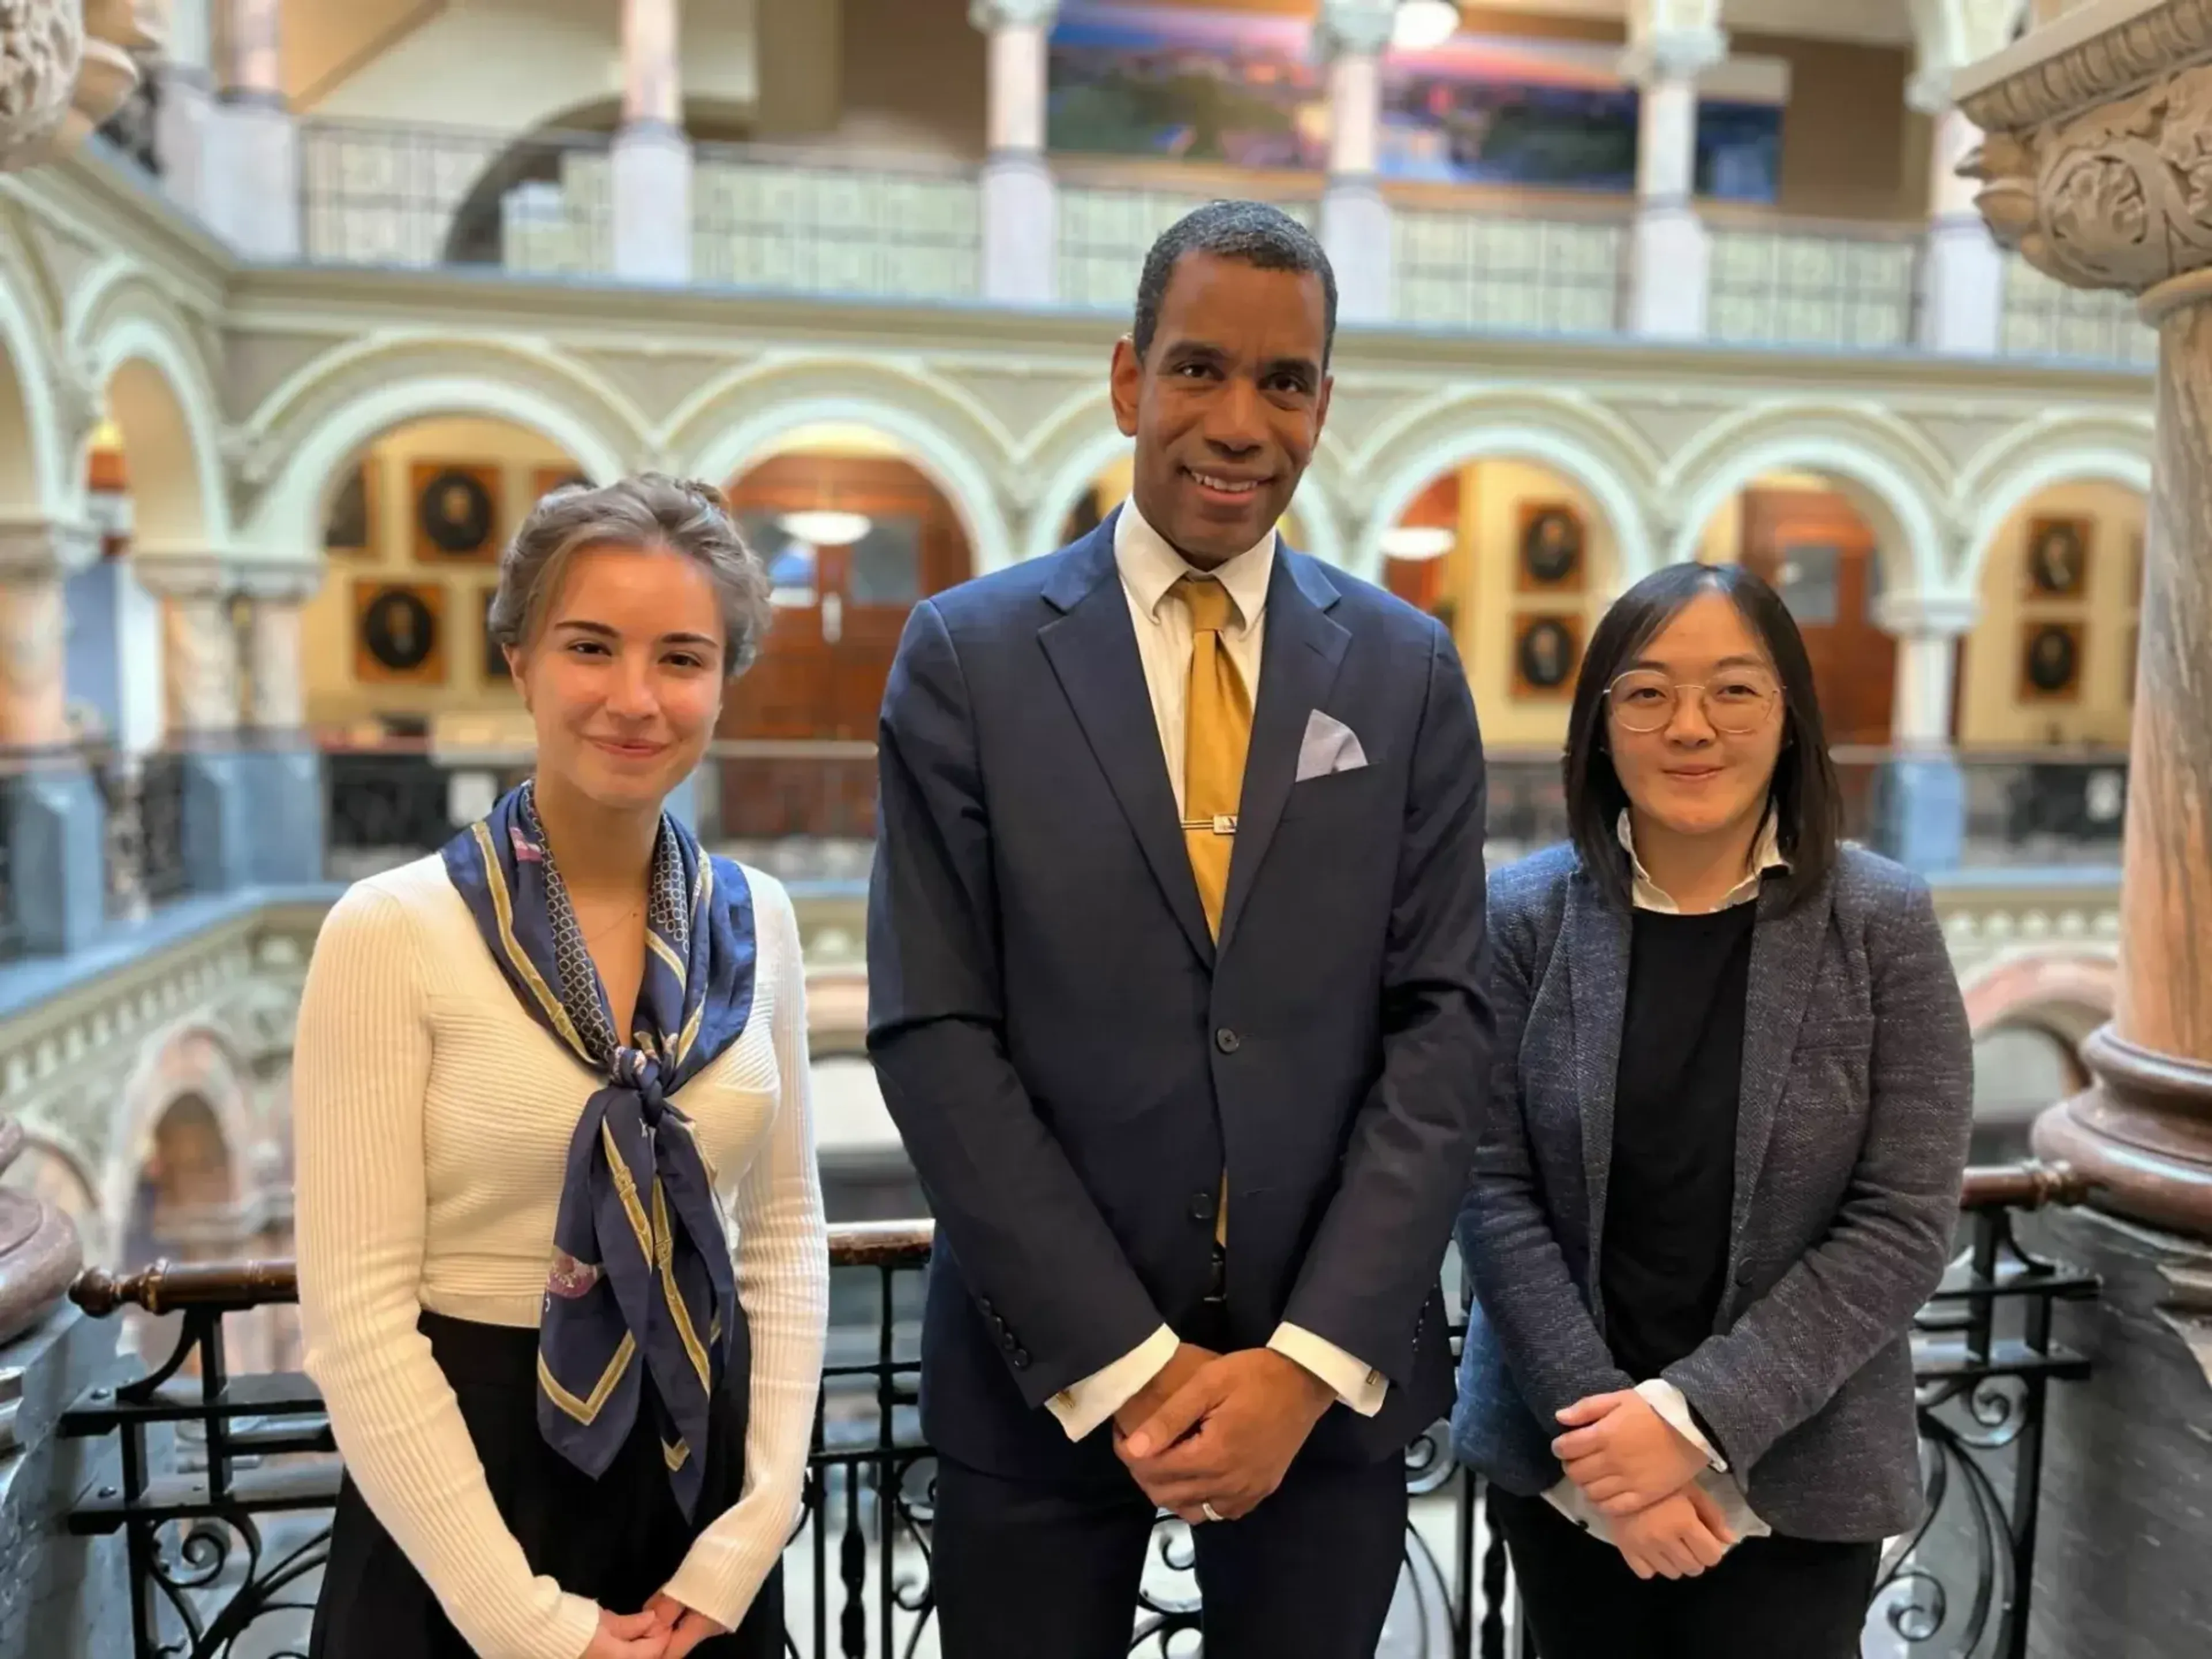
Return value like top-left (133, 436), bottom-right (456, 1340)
top-left (661, 876), bottom-right (830, 1628)
top-left (293, 882), bottom-right (600, 1659)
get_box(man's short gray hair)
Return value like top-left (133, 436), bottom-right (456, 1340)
top-left (488, 472), bottom-right (772, 678)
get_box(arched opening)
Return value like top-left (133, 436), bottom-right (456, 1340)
top-left (0, 293), bottom-right (46, 518)
top-left (120, 1093), bottom-right (237, 1364)
top-left (713, 423), bottom-right (976, 854)
top-left (1375, 454), bottom-right (1621, 861)
top-left (1970, 1025), bottom-right (2087, 1165)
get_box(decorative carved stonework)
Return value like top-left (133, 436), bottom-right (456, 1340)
top-left (0, 1110), bottom-right (82, 1345)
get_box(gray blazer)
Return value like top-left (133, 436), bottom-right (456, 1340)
top-left (1450, 841), bottom-right (1972, 1541)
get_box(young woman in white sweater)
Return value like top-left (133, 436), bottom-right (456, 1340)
top-left (293, 475), bottom-right (828, 1659)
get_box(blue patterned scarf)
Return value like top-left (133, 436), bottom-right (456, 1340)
top-left (441, 781), bottom-right (756, 1520)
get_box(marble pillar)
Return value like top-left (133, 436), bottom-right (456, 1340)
top-left (1959, 9), bottom-right (2212, 1650)
top-left (1623, 25), bottom-right (1726, 340)
top-left (238, 569), bottom-right (324, 887)
top-left (1316, 1), bottom-right (1395, 326)
top-left (1872, 592), bottom-right (1976, 871)
top-left (612, 0), bottom-right (691, 285)
top-left (200, 0), bottom-right (297, 259)
top-left (0, 522), bottom-right (104, 954)
top-left (973, 0), bottom-right (1059, 306)
top-left (138, 557), bottom-right (253, 895)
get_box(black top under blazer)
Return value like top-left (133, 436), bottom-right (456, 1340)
top-left (1450, 841), bottom-right (1974, 1542)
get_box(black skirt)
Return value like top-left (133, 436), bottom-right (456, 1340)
top-left (311, 1310), bottom-right (786, 1658)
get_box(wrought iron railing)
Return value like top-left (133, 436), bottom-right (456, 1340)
top-left (139, 753), bottom-right (188, 904)
top-left (296, 117), bottom-right (615, 275)
top-left (58, 1166), bottom-right (2094, 1658)
top-left (690, 143), bottom-right (983, 301)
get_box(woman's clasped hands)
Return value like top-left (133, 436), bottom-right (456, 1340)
top-left (1552, 1389), bottom-right (1736, 1581)
top-left (579, 1596), bottom-right (730, 1659)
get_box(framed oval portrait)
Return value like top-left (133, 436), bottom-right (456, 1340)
top-left (1514, 613), bottom-right (1582, 698)
top-left (412, 461), bottom-right (500, 560)
top-left (2024, 516), bottom-right (2088, 599)
top-left (355, 581), bottom-right (446, 684)
top-left (1518, 505), bottom-right (1585, 590)
top-left (2019, 621), bottom-right (2081, 700)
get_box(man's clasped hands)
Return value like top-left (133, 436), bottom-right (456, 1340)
top-left (1109, 1346), bottom-right (1738, 1584)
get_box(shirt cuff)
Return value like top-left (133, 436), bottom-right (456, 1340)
top-left (1267, 1323), bottom-right (1386, 1418)
top-left (1046, 1324), bottom-right (1179, 1442)
top-left (1637, 1378), bottom-right (1727, 1472)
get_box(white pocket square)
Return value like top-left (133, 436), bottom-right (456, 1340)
top-left (1296, 709), bottom-right (1369, 783)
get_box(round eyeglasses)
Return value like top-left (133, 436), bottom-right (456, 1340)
top-left (1607, 668), bottom-right (1780, 735)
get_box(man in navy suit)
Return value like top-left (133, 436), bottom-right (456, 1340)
top-left (866, 201), bottom-right (1492, 1657)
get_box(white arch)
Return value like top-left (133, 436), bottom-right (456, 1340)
top-left (1354, 422), bottom-right (1656, 587)
top-left (681, 393), bottom-right (1016, 577)
top-left (1664, 431), bottom-right (1949, 595)
top-left (84, 311), bottom-right (232, 551)
top-left (1958, 441), bottom-right (2152, 592)
top-left (100, 1021), bottom-right (256, 1255)
top-left (0, 244), bottom-right (65, 517)
top-left (244, 372), bottom-right (633, 558)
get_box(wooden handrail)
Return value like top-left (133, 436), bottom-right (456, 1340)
top-left (72, 1169), bottom-right (2090, 1320)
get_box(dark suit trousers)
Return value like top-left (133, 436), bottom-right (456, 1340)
top-left (1490, 1488), bottom-right (1879, 1659)
top-left (933, 1444), bottom-right (1407, 1659)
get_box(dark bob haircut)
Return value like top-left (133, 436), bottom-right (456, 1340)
top-left (1132, 199), bottom-right (1339, 367)
top-left (1563, 560), bottom-right (1840, 914)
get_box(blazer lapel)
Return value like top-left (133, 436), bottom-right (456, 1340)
top-left (1729, 878), bottom-right (1831, 1260)
top-left (1563, 870), bottom-right (1631, 1279)
top-left (1036, 518), bottom-right (1215, 969)
top-left (1217, 551), bottom-right (1349, 951)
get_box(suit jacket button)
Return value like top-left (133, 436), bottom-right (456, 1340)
top-left (1190, 1191), bottom-right (1215, 1222)
top-left (978, 1298), bottom-right (994, 1316)
top-left (1214, 1028), bottom-right (1240, 1054)
top-left (1013, 1349), bottom-right (1032, 1370)
top-left (1735, 1267), bottom-right (1755, 1287)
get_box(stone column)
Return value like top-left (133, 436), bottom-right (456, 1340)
top-left (1622, 25), bottom-right (1726, 339)
top-left (1871, 592), bottom-right (1976, 869)
top-left (1316, 1), bottom-right (1396, 325)
top-left (972, 0), bottom-right (1059, 306)
top-left (152, 0), bottom-right (215, 208)
top-left (137, 557), bottom-right (253, 895)
top-left (1960, 10), bottom-right (2212, 1650)
top-left (1912, 65), bottom-right (2008, 354)
top-left (238, 566), bottom-right (324, 887)
top-left (0, 521), bottom-right (105, 955)
top-left (612, 0), bottom-right (692, 285)
top-left (199, 0), bottom-right (298, 259)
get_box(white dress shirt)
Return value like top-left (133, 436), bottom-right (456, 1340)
top-left (1539, 812), bottom-right (1787, 1548)
top-left (1041, 501), bottom-right (1389, 1442)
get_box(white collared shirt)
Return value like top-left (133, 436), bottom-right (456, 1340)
top-left (1041, 502), bottom-right (1387, 1442)
top-left (1540, 813), bottom-right (1790, 1547)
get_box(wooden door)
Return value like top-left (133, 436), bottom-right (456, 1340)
top-left (1738, 489), bottom-right (1896, 747)
top-left (722, 455), bottom-right (971, 741)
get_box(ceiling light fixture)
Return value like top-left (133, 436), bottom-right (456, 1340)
top-left (1391, 1), bottom-right (1461, 52)
top-left (1380, 525), bottom-right (1456, 561)
top-left (778, 509), bottom-right (873, 547)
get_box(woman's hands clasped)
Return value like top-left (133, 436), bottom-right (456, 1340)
top-left (578, 1596), bottom-right (730, 1659)
top-left (1551, 1389), bottom-right (1735, 1578)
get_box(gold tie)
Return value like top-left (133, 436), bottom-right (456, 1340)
top-left (1174, 575), bottom-right (1251, 1252)
top-left (1175, 575), bottom-right (1252, 938)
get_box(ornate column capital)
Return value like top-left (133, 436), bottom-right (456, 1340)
top-left (232, 561), bottom-right (322, 605)
top-left (1872, 590), bottom-right (1981, 638)
top-left (1619, 24), bottom-right (1729, 87)
top-left (0, 518), bottom-right (100, 581)
top-left (1313, 0), bottom-right (1397, 63)
top-left (133, 552), bottom-right (241, 599)
top-left (968, 0), bottom-right (1059, 32)
top-left (1958, 3), bottom-right (2212, 294)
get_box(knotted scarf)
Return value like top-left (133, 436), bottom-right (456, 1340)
top-left (441, 781), bottom-right (756, 1519)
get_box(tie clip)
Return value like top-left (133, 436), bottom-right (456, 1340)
top-left (1181, 815), bottom-right (1238, 835)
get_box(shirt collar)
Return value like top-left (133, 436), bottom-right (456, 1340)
top-left (1113, 497), bottom-right (1276, 636)
top-left (1616, 809), bottom-right (1789, 915)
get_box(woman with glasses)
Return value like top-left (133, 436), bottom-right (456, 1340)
top-left (1451, 562), bottom-right (1972, 1658)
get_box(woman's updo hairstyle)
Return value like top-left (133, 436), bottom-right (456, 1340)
top-left (487, 472), bottom-right (773, 677)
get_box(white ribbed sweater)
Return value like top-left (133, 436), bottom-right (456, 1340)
top-left (291, 854), bottom-right (828, 1659)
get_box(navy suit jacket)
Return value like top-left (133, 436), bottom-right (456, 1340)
top-left (866, 513), bottom-right (1494, 1482)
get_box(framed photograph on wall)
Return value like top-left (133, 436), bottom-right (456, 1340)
top-left (1513, 612), bottom-right (1583, 699)
top-left (480, 585), bottom-right (510, 685)
top-left (355, 579), bottom-right (446, 685)
top-left (323, 457), bottom-right (379, 558)
top-left (411, 461), bottom-right (502, 563)
top-left (2018, 620), bottom-right (2084, 702)
top-left (2022, 516), bottom-right (2089, 600)
top-left (1516, 503), bottom-right (1585, 592)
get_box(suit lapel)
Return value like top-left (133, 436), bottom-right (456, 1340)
top-left (1217, 551), bottom-right (1349, 952)
top-left (1036, 518), bottom-right (1215, 969)
top-left (1729, 877), bottom-right (1830, 1261)
top-left (1563, 871), bottom-right (1631, 1275)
